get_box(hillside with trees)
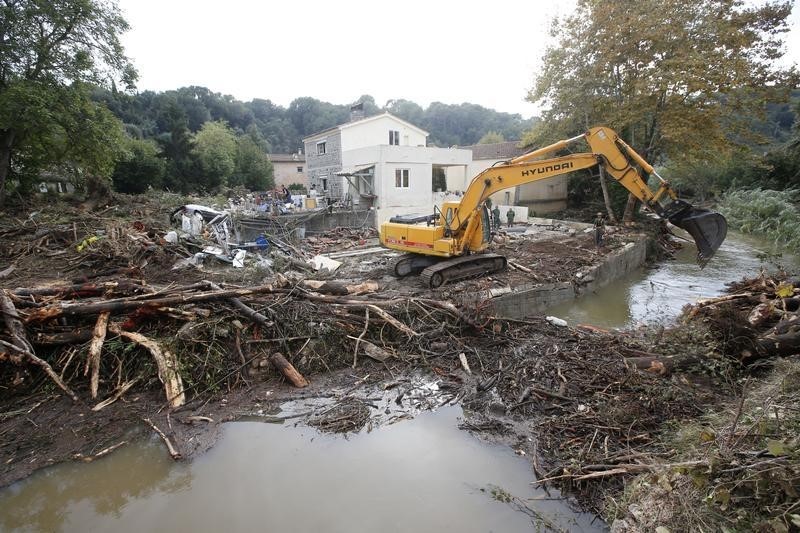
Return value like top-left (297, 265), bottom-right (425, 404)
top-left (90, 88), bottom-right (537, 193)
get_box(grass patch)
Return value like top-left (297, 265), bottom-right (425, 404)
top-left (718, 188), bottom-right (800, 254)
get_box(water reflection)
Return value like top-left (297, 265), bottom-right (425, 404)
top-left (0, 438), bottom-right (191, 532)
top-left (0, 407), bottom-right (603, 532)
top-left (548, 232), bottom-right (796, 328)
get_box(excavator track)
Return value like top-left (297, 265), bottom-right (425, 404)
top-left (420, 253), bottom-right (507, 289)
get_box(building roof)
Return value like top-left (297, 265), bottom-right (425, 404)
top-left (302, 112), bottom-right (428, 142)
top-left (460, 141), bottom-right (526, 160)
top-left (269, 153), bottom-right (305, 162)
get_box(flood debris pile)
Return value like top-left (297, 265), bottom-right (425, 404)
top-left (459, 319), bottom-right (713, 504)
top-left (0, 270), bottom-right (490, 410)
top-left (453, 272), bottom-right (800, 531)
top-left (611, 359), bottom-right (800, 533)
top-left (686, 273), bottom-right (800, 362)
top-left (590, 273), bottom-right (800, 532)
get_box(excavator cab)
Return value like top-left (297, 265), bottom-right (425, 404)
top-left (661, 199), bottom-right (727, 265)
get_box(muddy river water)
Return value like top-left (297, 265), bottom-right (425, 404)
top-left (0, 232), bottom-right (792, 533)
top-left (0, 406), bottom-right (601, 532)
top-left (549, 232), bottom-right (796, 329)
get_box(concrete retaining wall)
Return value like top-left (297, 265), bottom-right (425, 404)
top-left (462, 235), bottom-right (650, 319)
top-left (305, 210), bottom-right (375, 234)
top-left (235, 210), bottom-right (375, 242)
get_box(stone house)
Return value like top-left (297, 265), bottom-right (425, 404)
top-left (269, 153), bottom-right (307, 189)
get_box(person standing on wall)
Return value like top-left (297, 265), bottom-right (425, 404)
top-left (594, 212), bottom-right (606, 247)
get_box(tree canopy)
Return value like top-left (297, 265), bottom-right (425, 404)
top-left (527, 0), bottom-right (796, 165)
top-left (0, 0), bottom-right (137, 203)
top-left (94, 88), bottom-right (538, 154)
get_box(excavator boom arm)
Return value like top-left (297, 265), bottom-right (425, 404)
top-left (381, 125), bottom-right (727, 267)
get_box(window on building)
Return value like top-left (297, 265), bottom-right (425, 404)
top-left (395, 168), bottom-right (409, 188)
top-left (297, 166), bottom-right (303, 173)
top-left (320, 176), bottom-right (328, 192)
top-left (389, 130), bottom-right (399, 145)
top-left (316, 141), bottom-right (326, 155)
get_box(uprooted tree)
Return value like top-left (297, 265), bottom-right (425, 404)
top-left (0, 0), bottom-right (138, 205)
top-left (526, 0), bottom-right (797, 221)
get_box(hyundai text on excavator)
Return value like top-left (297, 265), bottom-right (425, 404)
top-left (379, 126), bottom-right (728, 288)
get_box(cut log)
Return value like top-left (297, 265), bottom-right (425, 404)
top-left (269, 352), bottom-right (309, 388)
top-left (109, 325), bottom-right (185, 408)
top-left (87, 311), bottom-right (110, 399)
top-left (302, 280), bottom-right (349, 295)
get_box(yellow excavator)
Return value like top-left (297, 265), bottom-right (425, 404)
top-left (379, 126), bottom-right (728, 288)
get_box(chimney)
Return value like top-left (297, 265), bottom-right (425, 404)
top-left (350, 102), bottom-right (365, 122)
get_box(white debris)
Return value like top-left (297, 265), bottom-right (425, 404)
top-left (164, 231), bottom-right (178, 244)
top-left (232, 249), bottom-right (246, 268)
top-left (545, 316), bottom-right (568, 327)
top-left (310, 255), bottom-right (342, 272)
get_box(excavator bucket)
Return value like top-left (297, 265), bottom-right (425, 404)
top-left (666, 202), bottom-right (727, 266)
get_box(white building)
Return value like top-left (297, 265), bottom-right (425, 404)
top-left (303, 112), bottom-right (472, 226)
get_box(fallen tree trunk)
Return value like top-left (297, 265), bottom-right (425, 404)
top-left (13, 280), bottom-right (147, 299)
top-left (109, 325), bottom-right (185, 408)
top-left (24, 285), bottom-right (283, 322)
top-left (269, 352), bottom-right (309, 388)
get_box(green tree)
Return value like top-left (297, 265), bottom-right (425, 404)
top-left (0, 0), bottom-right (137, 204)
top-left (156, 101), bottom-right (197, 192)
top-left (231, 135), bottom-right (273, 191)
top-left (112, 137), bottom-right (165, 194)
top-left (527, 0), bottom-right (796, 217)
top-left (192, 121), bottom-right (236, 191)
top-left (478, 131), bottom-right (505, 144)
top-left (385, 99), bottom-right (425, 128)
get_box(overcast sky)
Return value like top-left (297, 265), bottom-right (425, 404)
top-left (117, 0), bottom-right (800, 119)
